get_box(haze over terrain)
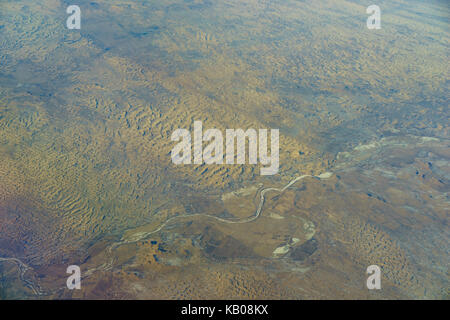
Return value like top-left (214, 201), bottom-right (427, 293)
top-left (0, 0), bottom-right (448, 299)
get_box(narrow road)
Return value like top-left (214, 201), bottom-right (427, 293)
top-left (2, 172), bottom-right (334, 293)
top-left (89, 172), bottom-right (334, 273)
top-left (0, 257), bottom-right (44, 296)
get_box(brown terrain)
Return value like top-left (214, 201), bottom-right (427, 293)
top-left (0, 0), bottom-right (448, 299)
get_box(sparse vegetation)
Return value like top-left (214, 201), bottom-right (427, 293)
top-left (0, 0), bottom-right (447, 299)
top-left (0, 264), bottom-right (10, 300)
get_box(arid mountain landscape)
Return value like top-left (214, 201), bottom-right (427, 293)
top-left (0, 0), bottom-right (448, 299)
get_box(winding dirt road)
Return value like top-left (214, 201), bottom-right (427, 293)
top-left (1, 172), bottom-right (333, 295)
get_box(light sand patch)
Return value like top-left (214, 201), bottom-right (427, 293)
top-left (303, 222), bottom-right (316, 240)
top-left (318, 172), bottom-right (333, 179)
top-left (420, 137), bottom-right (440, 143)
top-left (354, 142), bottom-right (379, 151)
top-left (273, 245), bottom-right (290, 257)
top-left (268, 212), bottom-right (285, 220)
